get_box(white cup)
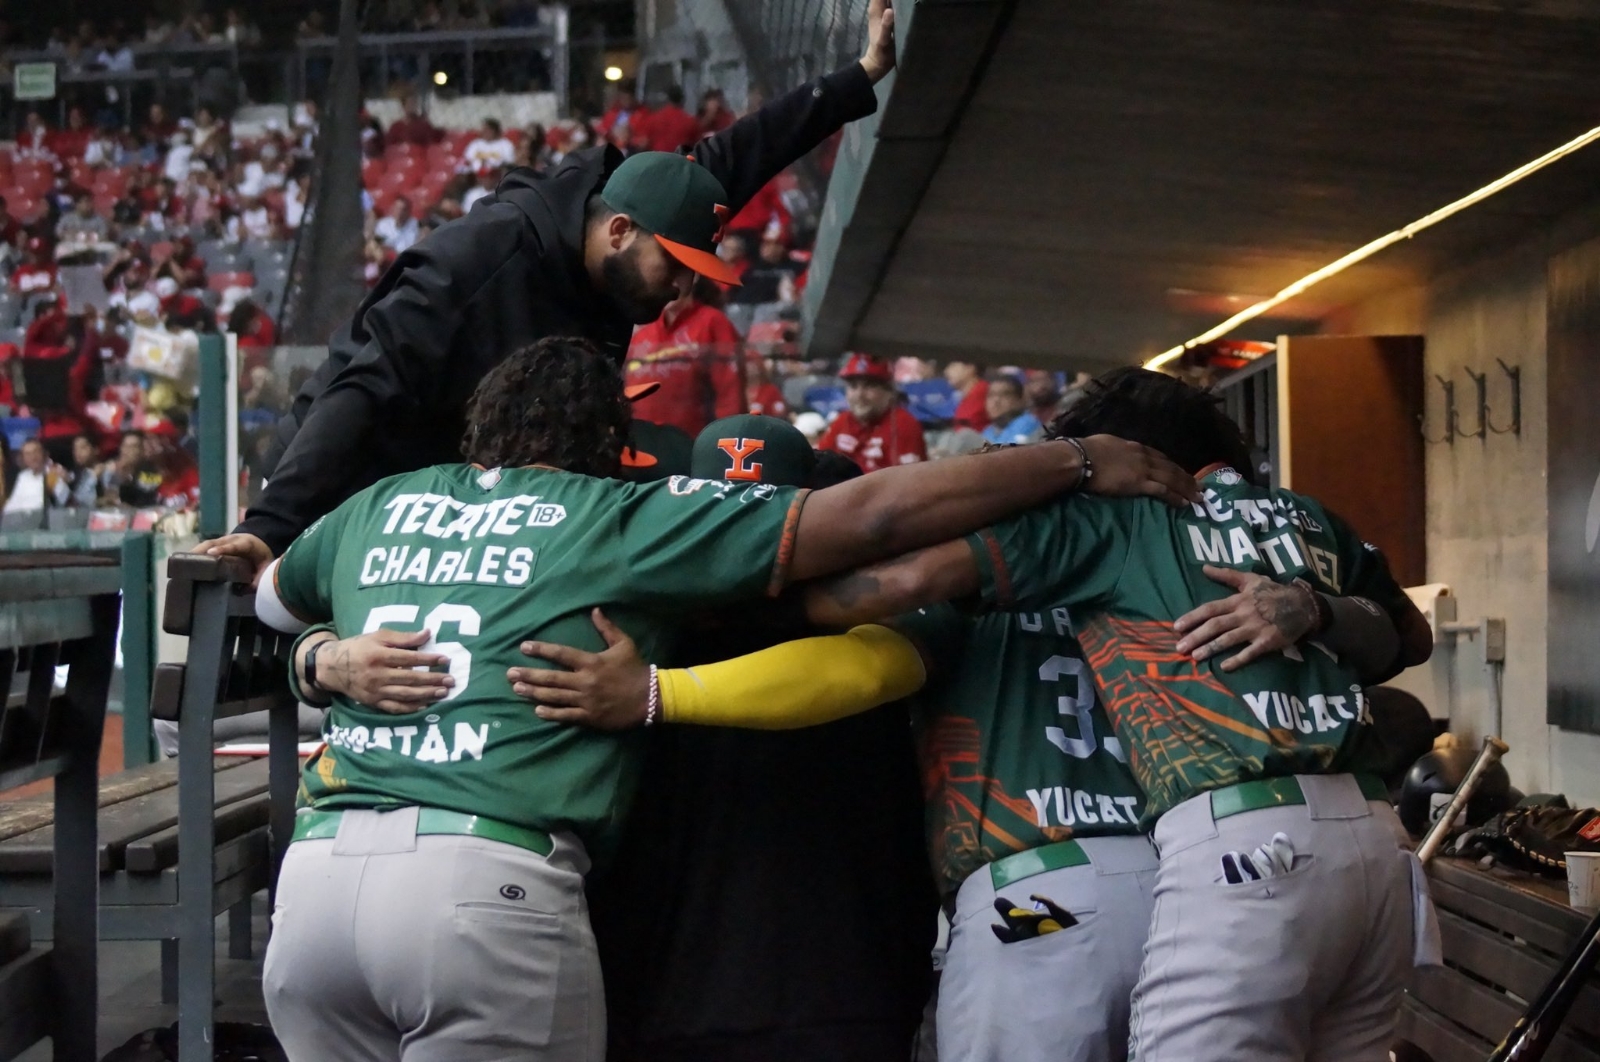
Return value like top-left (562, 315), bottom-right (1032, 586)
top-left (1565, 851), bottom-right (1600, 912)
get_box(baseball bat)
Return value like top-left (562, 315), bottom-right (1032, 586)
top-left (1486, 905), bottom-right (1600, 1060)
top-left (1416, 735), bottom-right (1510, 866)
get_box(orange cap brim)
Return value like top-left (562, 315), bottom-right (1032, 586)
top-left (655, 235), bottom-right (743, 286)
top-left (625, 381), bottom-right (661, 401)
top-left (619, 447), bottom-right (658, 468)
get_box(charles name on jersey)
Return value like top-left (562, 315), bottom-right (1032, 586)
top-left (355, 490), bottom-right (562, 589)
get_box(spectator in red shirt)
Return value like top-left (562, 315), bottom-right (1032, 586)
top-left (643, 86), bottom-right (703, 153)
top-left (598, 83), bottom-right (646, 139)
top-left (727, 175), bottom-right (790, 243)
top-left (228, 297), bottom-right (278, 374)
top-left (946, 360), bottom-right (990, 431)
top-left (143, 103), bottom-right (178, 151)
top-left (154, 236), bottom-right (207, 291)
top-left (388, 95), bottom-right (443, 147)
top-left (746, 356), bottom-right (788, 419)
top-left (46, 106), bottom-right (93, 162)
top-left (698, 88), bottom-right (735, 137)
top-left (10, 238), bottom-right (58, 296)
top-left (818, 353), bottom-right (928, 473)
top-left (624, 277), bottom-right (746, 438)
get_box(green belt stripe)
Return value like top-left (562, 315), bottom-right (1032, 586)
top-left (989, 839), bottom-right (1090, 891)
top-left (1209, 774), bottom-right (1388, 821)
top-left (291, 808), bottom-right (555, 857)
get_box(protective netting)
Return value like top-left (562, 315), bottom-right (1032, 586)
top-left (725, 0), bottom-right (871, 98)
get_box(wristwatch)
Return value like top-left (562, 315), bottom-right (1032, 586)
top-left (304, 638), bottom-right (330, 695)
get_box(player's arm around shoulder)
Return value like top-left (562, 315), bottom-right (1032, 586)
top-left (508, 608), bottom-right (927, 731)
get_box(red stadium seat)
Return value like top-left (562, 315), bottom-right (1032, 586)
top-left (385, 154), bottom-right (424, 178)
top-left (361, 158), bottom-right (386, 188)
top-left (506, 128), bottom-right (525, 147)
top-left (68, 162), bottom-right (94, 189)
top-left (10, 197), bottom-right (44, 224)
top-left (92, 169), bottom-right (127, 197)
top-left (208, 271), bottom-right (255, 292)
top-left (13, 165), bottom-right (53, 198)
top-left (449, 129), bottom-right (476, 155)
top-left (425, 142), bottom-right (455, 168)
top-left (0, 149), bottom-right (12, 176)
top-left (92, 193), bottom-right (117, 218)
top-left (384, 143), bottom-right (426, 165)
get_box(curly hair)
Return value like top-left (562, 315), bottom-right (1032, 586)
top-left (461, 337), bottom-right (631, 477)
top-left (1047, 367), bottom-right (1256, 483)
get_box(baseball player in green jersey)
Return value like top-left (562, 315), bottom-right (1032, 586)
top-left (251, 340), bottom-right (1200, 1062)
top-left (896, 602), bottom-right (1157, 1062)
top-left (517, 570), bottom-right (1402, 1062)
top-left (774, 368), bottom-right (1435, 1062)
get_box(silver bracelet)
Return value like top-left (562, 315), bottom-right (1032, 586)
top-left (644, 664), bottom-right (660, 726)
top-left (1064, 437), bottom-right (1093, 489)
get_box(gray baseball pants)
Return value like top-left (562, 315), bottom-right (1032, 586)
top-left (263, 808), bottom-right (605, 1062)
top-left (938, 835), bottom-right (1159, 1062)
top-left (1128, 773), bottom-right (1422, 1062)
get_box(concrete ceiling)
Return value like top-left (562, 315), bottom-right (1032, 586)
top-left (802, 0), bottom-right (1600, 370)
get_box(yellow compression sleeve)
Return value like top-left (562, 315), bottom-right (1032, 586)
top-left (660, 624), bottom-right (928, 730)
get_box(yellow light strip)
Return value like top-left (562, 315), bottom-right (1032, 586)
top-left (1144, 121), bottom-right (1600, 370)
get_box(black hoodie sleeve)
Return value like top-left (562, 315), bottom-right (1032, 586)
top-left (235, 211), bottom-right (527, 554)
top-left (691, 63), bottom-right (879, 215)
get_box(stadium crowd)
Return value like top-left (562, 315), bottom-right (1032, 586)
top-left (0, 82), bottom-right (303, 524)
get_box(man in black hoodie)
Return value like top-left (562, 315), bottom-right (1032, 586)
top-left (198, 0), bottom-right (897, 573)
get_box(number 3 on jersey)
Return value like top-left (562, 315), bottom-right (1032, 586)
top-left (1039, 654), bottom-right (1126, 763)
top-left (363, 603), bottom-right (480, 701)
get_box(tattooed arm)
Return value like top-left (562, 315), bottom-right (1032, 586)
top-left (801, 539), bottom-right (980, 629)
top-left (1172, 565), bottom-right (1403, 683)
top-left (292, 627), bottom-right (452, 713)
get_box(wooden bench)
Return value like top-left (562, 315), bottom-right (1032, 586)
top-left (0, 554), bottom-right (302, 1062)
top-left (1397, 856), bottom-right (1600, 1061)
top-left (147, 553), bottom-right (301, 1062)
top-left (0, 551), bottom-right (121, 1062)
top-left (0, 756), bottom-right (273, 974)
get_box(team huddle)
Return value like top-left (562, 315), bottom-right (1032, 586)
top-left (188, 12), bottom-right (1441, 1056)
top-left (232, 337), bottom-right (1434, 1062)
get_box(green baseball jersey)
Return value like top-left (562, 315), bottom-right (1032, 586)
top-left (894, 602), bottom-right (1146, 898)
top-left (273, 464), bottom-right (806, 846)
top-left (965, 466), bottom-right (1408, 825)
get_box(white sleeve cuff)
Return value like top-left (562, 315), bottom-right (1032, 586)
top-left (254, 558), bottom-right (311, 633)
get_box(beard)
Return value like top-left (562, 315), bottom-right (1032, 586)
top-left (602, 241), bottom-right (677, 325)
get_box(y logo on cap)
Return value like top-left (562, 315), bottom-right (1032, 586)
top-left (717, 437), bottom-right (765, 481)
top-left (712, 204), bottom-right (730, 245)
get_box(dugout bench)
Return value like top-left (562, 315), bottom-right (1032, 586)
top-left (0, 551), bottom-right (122, 1061)
top-left (0, 553), bottom-right (302, 1062)
top-left (1397, 856), bottom-right (1600, 1062)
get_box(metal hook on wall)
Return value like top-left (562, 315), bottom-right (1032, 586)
top-left (1461, 368), bottom-right (1488, 440)
top-left (1489, 358), bottom-right (1522, 436)
top-left (1425, 373), bottom-right (1456, 445)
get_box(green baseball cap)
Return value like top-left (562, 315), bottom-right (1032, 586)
top-left (691, 414), bottom-right (816, 487)
top-left (600, 152), bottom-right (741, 285)
top-left (620, 419), bottom-right (694, 483)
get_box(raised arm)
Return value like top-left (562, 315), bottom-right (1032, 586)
top-left (690, 0), bottom-right (895, 211)
top-left (801, 540), bottom-right (980, 629)
top-left (787, 436), bottom-right (1198, 584)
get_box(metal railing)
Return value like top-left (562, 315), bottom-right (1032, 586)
top-left (295, 22), bottom-right (570, 111)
